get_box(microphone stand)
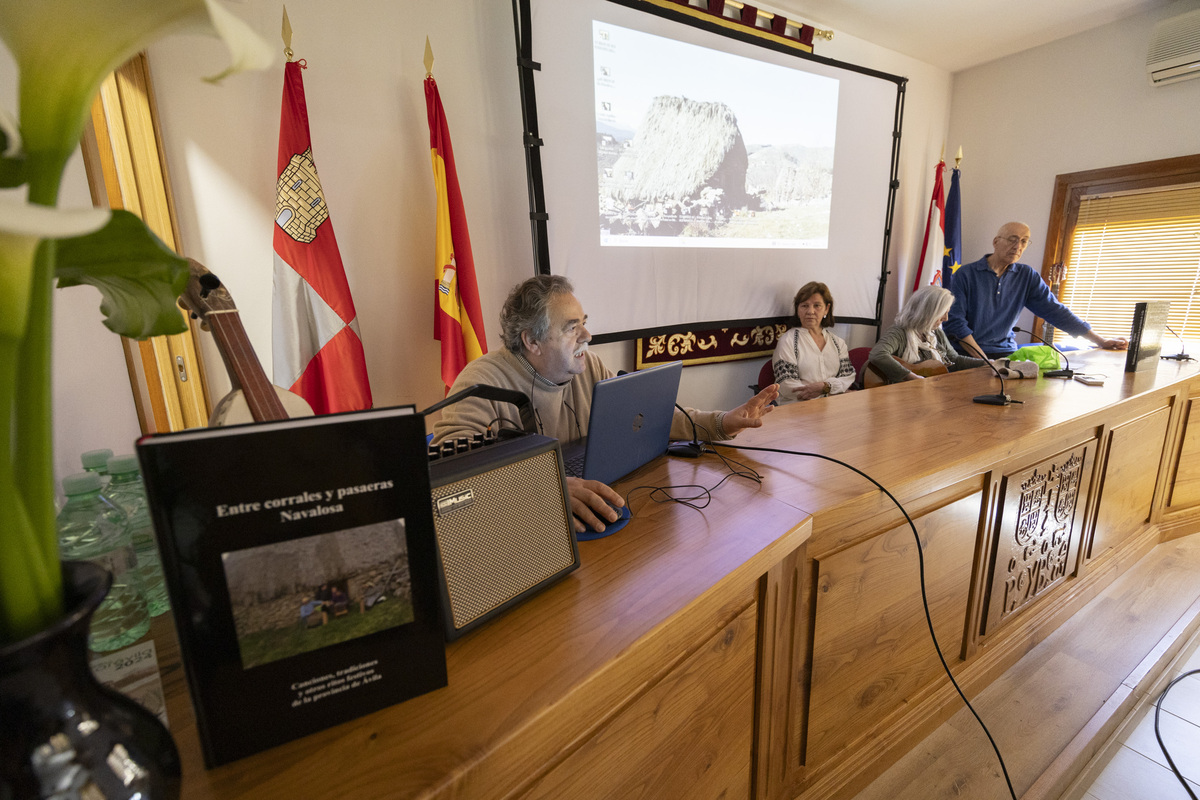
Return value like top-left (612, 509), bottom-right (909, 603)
top-left (1161, 324), bottom-right (1195, 362)
top-left (955, 337), bottom-right (1019, 406)
top-left (1011, 326), bottom-right (1073, 378)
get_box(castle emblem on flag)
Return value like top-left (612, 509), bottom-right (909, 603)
top-left (438, 255), bottom-right (457, 296)
top-left (274, 147), bottom-right (328, 243)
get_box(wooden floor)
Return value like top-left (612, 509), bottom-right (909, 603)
top-left (848, 533), bottom-right (1200, 800)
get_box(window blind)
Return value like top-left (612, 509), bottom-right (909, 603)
top-left (1056, 185), bottom-right (1200, 344)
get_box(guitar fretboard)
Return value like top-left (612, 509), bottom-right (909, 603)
top-left (206, 310), bottom-right (290, 422)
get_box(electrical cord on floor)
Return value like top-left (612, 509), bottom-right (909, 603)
top-left (1155, 667), bottom-right (1200, 800)
top-left (713, 441), bottom-right (1019, 800)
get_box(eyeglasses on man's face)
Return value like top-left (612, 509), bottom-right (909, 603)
top-left (1001, 235), bottom-right (1031, 247)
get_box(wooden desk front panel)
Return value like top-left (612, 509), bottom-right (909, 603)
top-left (805, 491), bottom-right (981, 766)
top-left (1091, 405), bottom-right (1172, 559)
top-left (522, 598), bottom-right (757, 800)
top-left (1169, 394), bottom-right (1200, 510)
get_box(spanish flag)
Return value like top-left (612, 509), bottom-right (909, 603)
top-left (425, 74), bottom-right (487, 392)
top-left (272, 59), bottom-right (372, 413)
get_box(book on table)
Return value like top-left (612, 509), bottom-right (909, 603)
top-left (1124, 300), bottom-right (1169, 373)
top-left (137, 405), bottom-right (447, 767)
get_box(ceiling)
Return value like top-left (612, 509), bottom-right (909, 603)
top-left (765, 0), bottom-right (1172, 72)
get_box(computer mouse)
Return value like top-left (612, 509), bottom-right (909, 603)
top-left (576, 502), bottom-right (631, 541)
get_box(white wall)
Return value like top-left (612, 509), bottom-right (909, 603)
top-left (947, 0), bottom-right (1200, 292)
top-left (24, 0), bottom-right (955, 480)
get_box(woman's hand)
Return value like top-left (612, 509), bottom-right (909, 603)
top-left (792, 381), bottom-right (829, 401)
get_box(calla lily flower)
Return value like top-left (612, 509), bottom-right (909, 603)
top-left (0, 0), bottom-right (274, 163)
top-left (0, 0), bottom-right (272, 644)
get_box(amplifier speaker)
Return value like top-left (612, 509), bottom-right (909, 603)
top-left (428, 433), bottom-right (578, 640)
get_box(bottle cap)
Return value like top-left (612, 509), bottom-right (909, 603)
top-left (62, 471), bottom-right (103, 495)
top-left (106, 454), bottom-right (140, 476)
top-left (80, 448), bottom-right (114, 471)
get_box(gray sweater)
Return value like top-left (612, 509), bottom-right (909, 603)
top-left (867, 326), bottom-right (986, 384)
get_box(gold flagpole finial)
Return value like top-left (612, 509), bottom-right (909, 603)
top-left (954, 146), bottom-right (963, 169)
top-left (282, 6), bottom-right (294, 62)
top-left (939, 143), bottom-right (945, 163)
top-left (424, 37), bottom-right (435, 77)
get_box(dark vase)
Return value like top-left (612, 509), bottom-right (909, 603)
top-left (0, 561), bottom-right (181, 799)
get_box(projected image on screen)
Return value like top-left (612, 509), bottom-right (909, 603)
top-left (594, 21), bottom-right (839, 249)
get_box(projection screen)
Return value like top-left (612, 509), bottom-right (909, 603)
top-left (521, 0), bottom-right (905, 340)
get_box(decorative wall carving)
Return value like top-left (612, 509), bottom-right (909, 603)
top-left (984, 444), bottom-right (1093, 634)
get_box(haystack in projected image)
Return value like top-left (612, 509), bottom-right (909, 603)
top-left (600, 95), bottom-right (749, 237)
top-left (598, 95), bottom-right (831, 242)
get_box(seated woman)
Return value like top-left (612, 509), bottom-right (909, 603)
top-left (868, 285), bottom-right (987, 384)
top-left (772, 281), bottom-right (856, 404)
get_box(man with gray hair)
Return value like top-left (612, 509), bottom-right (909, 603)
top-left (944, 221), bottom-right (1127, 358)
top-left (432, 275), bottom-right (779, 534)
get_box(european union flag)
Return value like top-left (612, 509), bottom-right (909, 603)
top-left (942, 167), bottom-right (963, 291)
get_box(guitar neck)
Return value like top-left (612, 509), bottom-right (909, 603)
top-left (206, 311), bottom-right (290, 422)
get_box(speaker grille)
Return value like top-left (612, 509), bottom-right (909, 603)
top-left (432, 448), bottom-right (574, 630)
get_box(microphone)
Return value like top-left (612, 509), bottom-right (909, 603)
top-left (668, 404), bottom-right (704, 457)
top-left (1162, 324), bottom-right (1195, 362)
top-left (954, 337), bottom-right (1017, 406)
top-left (1012, 326), bottom-right (1073, 378)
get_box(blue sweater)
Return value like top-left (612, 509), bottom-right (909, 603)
top-left (943, 256), bottom-right (1090, 356)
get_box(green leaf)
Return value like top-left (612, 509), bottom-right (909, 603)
top-left (54, 209), bottom-right (190, 339)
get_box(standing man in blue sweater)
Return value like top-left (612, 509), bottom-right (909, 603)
top-left (943, 221), bottom-right (1127, 358)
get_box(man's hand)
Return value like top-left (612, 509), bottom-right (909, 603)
top-left (724, 383), bottom-right (779, 434)
top-left (1083, 331), bottom-right (1127, 350)
top-left (565, 476), bottom-right (624, 534)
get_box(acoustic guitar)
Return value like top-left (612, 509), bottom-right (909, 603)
top-left (863, 356), bottom-right (949, 389)
top-left (178, 258), bottom-right (313, 426)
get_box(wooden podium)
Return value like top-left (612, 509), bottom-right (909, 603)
top-left (152, 349), bottom-right (1200, 799)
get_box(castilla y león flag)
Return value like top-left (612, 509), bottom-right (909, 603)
top-left (425, 74), bottom-right (487, 392)
top-left (913, 159), bottom-right (946, 291)
top-left (272, 59), bottom-right (372, 414)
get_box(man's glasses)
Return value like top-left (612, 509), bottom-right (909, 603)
top-left (1001, 235), bottom-right (1031, 246)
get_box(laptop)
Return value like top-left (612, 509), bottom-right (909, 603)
top-left (561, 360), bottom-right (683, 485)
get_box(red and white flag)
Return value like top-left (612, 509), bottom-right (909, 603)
top-left (913, 159), bottom-right (946, 291)
top-left (425, 74), bottom-right (487, 393)
top-left (272, 60), bottom-right (372, 414)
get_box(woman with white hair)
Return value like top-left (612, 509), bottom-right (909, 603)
top-left (868, 285), bottom-right (988, 384)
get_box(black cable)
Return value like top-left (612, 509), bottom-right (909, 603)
top-left (1154, 667), bottom-right (1200, 799)
top-left (713, 441), bottom-right (1019, 800)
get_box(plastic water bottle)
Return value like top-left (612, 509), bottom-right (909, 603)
top-left (80, 448), bottom-right (114, 488)
top-left (57, 472), bottom-right (150, 651)
top-left (102, 454), bottom-right (170, 617)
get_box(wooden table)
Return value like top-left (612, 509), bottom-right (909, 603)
top-left (159, 350), bottom-right (1200, 799)
top-left (164, 454), bottom-right (811, 799)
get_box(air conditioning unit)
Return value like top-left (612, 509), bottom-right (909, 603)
top-left (1147, 7), bottom-right (1200, 86)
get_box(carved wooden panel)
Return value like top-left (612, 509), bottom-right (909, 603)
top-left (983, 442), bottom-right (1094, 635)
top-left (1090, 406), bottom-right (1170, 559)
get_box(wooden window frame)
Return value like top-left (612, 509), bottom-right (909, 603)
top-left (1039, 153), bottom-right (1200, 340)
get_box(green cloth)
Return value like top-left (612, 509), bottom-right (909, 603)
top-left (1009, 345), bottom-right (1061, 371)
